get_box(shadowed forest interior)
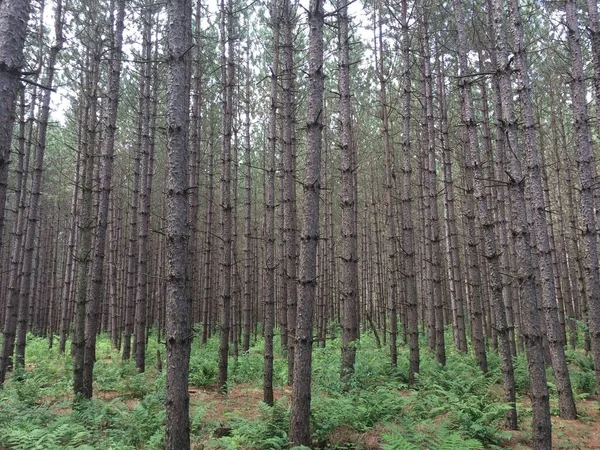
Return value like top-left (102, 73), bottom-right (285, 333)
top-left (0, 0), bottom-right (600, 448)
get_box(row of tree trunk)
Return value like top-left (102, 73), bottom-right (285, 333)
top-left (1, 0), bottom-right (600, 449)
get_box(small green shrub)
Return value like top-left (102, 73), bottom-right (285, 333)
top-left (218, 399), bottom-right (289, 450)
top-left (382, 425), bottom-right (485, 450)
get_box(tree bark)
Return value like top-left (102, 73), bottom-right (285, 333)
top-left (490, 0), bottom-right (552, 446)
top-left (264, 0), bottom-right (279, 406)
top-left (82, 0), bottom-right (126, 399)
top-left (218, 0), bottom-right (235, 393)
top-left (0, 88), bottom-right (28, 383)
top-left (338, 0), bottom-right (358, 382)
top-left (506, 0), bottom-right (576, 418)
top-left (398, 0), bottom-right (419, 384)
top-left (135, 3), bottom-right (154, 374)
top-left (282, 0), bottom-right (298, 385)
top-left (164, 0), bottom-right (192, 447)
top-left (565, 0), bottom-right (600, 394)
top-left (289, 0), bottom-right (324, 444)
top-left (421, 29), bottom-right (445, 366)
top-left (14, 0), bottom-right (63, 367)
top-left (0, 0), bottom-right (31, 265)
top-left (73, 53), bottom-right (100, 396)
top-left (454, 0), bottom-right (487, 373)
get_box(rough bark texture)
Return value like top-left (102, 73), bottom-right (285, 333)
top-left (82, 0), bottom-right (125, 399)
top-left (135, 4), bottom-right (154, 373)
top-left (376, 0), bottom-right (398, 367)
top-left (188, 0), bottom-right (202, 326)
top-left (338, 0), bottom-right (358, 381)
top-left (490, 0), bottom-right (551, 446)
top-left (282, 0), bottom-right (298, 385)
top-left (242, 21), bottom-right (253, 353)
top-left (485, 1), bottom-right (517, 358)
top-left (478, 56), bottom-right (518, 429)
top-left (439, 64), bottom-right (467, 355)
top-left (73, 60), bottom-right (99, 396)
top-left (59, 149), bottom-right (81, 354)
top-left (452, 0), bottom-right (515, 426)
top-left (0, 90), bottom-right (27, 384)
top-left (123, 75), bottom-right (142, 360)
top-left (218, 0), bottom-right (234, 393)
top-left (507, 0), bottom-right (576, 419)
top-left (14, 0), bottom-right (63, 367)
top-left (264, 0), bottom-right (279, 406)
top-left (0, 0), bottom-right (30, 262)
top-left (587, 0), bottom-right (600, 143)
top-left (399, 0), bottom-right (419, 385)
top-left (565, 0), bottom-right (600, 393)
top-left (164, 0), bottom-right (192, 447)
top-left (453, 0), bottom-right (488, 373)
top-left (0, 0), bottom-right (31, 385)
top-left (421, 29), bottom-right (445, 366)
top-left (289, 0), bottom-right (324, 445)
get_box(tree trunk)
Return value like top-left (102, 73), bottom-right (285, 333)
top-left (218, 0), bottom-right (235, 393)
top-left (202, 132), bottom-right (216, 345)
top-left (452, 0), bottom-right (516, 425)
top-left (439, 60), bottom-right (467, 354)
top-left (73, 53), bottom-right (100, 396)
top-left (0, 88), bottom-right (28, 383)
top-left (82, 0), bottom-right (126, 399)
top-left (14, 0), bottom-right (63, 367)
top-left (338, 0), bottom-right (358, 382)
top-left (506, 0), bottom-right (576, 418)
top-left (282, 0), bottom-right (298, 385)
top-left (0, 0), bottom-right (31, 265)
top-left (264, 0), bottom-right (279, 406)
top-left (490, 0), bottom-right (552, 445)
top-left (376, 0), bottom-right (398, 367)
top-left (59, 133), bottom-right (81, 354)
top-left (164, 0), bottom-right (192, 446)
top-left (565, 0), bottom-right (600, 394)
top-left (289, 0), bottom-right (324, 444)
top-left (421, 30), bottom-right (445, 366)
top-left (587, 0), bottom-right (600, 143)
top-left (398, 0), bottom-right (419, 384)
top-left (242, 13), bottom-right (254, 354)
top-left (135, 3), bottom-right (154, 374)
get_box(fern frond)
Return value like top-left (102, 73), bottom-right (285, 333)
top-left (437, 432), bottom-right (484, 450)
top-left (381, 431), bottom-right (420, 450)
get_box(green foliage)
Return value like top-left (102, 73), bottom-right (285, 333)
top-left (189, 337), bottom-right (218, 387)
top-left (216, 399), bottom-right (289, 450)
top-left (311, 385), bottom-right (410, 440)
top-left (0, 335), bottom-right (166, 450)
top-left (381, 430), bottom-right (420, 450)
top-left (513, 354), bottom-right (531, 394)
top-left (118, 372), bottom-right (152, 399)
top-left (4, 330), bottom-right (593, 450)
top-left (382, 425), bottom-right (485, 450)
top-left (4, 417), bottom-right (93, 450)
top-left (566, 350), bottom-right (597, 396)
top-left (408, 353), bottom-right (509, 445)
top-left (229, 347), bottom-right (265, 385)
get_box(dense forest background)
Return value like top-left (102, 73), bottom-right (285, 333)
top-left (0, 0), bottom-right (600, 448)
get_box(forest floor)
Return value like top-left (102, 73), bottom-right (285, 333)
top-left (0, 333), bottom-right (598, 449)
top-left (506, 398), bottom-right (600, 449)
top-left (189, 383), bottom-right (600, 450)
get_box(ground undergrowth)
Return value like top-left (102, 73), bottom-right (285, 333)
top-left (0, 330), bottom-right (597, 449)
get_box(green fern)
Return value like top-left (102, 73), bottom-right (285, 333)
top-left (381, 431), bottom-right (420, 450)
top-left (383, 428), bottom-right (484, 450)
top-left (437, 432), bottom-right (484, 450)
